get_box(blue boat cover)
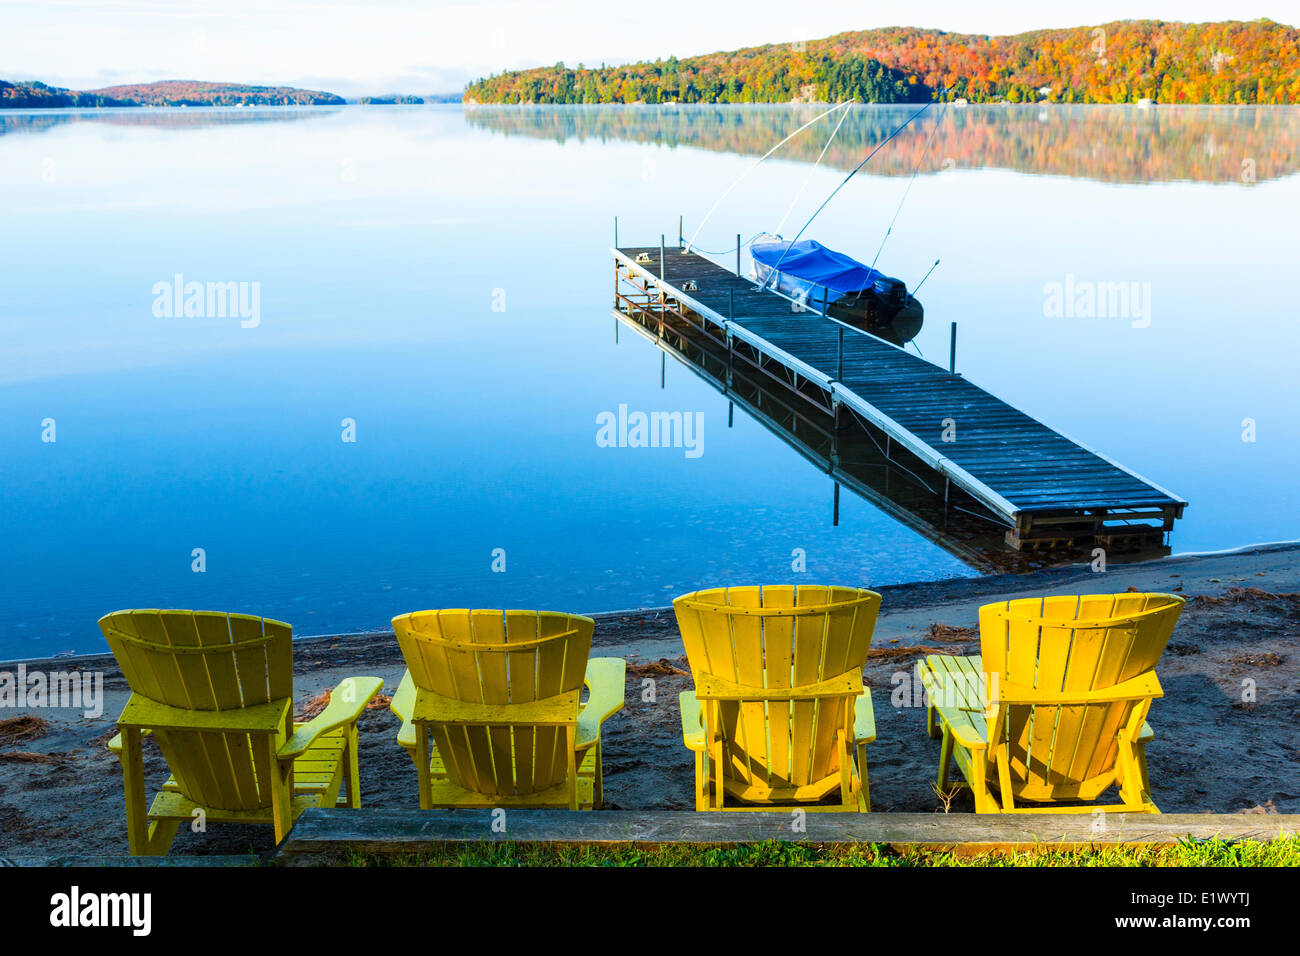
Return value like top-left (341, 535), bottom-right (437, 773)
top-left (750, 238), bottom-right (886, 301)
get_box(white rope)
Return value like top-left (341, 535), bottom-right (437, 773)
top-left (776, 99), bottom-right (854, 234)
top-left (762, 91), bottom-right (947, 287)
top-left (869, 97), bottom-right (947, 274)
top-left (686, 100), bottom-right (853, 254)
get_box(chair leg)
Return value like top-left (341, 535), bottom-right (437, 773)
top-left (120, 728), bottom-right (179, 856)
top-left (857, 741), bottom-right (871, 813)
top-left (269, 741), bottom-right (295, 844)
top-left (414, 724), bottom-right (433, 810)
top-left (592, 742), bottom-right (604, 809)
top-left (968, 749), bottom-right (998, 813)
top-left (926, 704), bottom-right (940, 740)
top-left (995, 749), bottom-right (1016, 812)
top-left (937, 726), bottom-right (953, 790)
top-left (1117, 739), bottom-right (1157, 811)
top-left (694, 750), bottom-right (709, 812)
top-left (837, 730), bottom-right (853, 809)
top-left (344, 724), bottom-right (362, 808)
top-left (566, 726), bottom-right (579, 812)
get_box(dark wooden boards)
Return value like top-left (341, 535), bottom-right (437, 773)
top-left (277, 808), bottom-right (1298, 854)
top-left (616, 245), bottom-right (1185, 536)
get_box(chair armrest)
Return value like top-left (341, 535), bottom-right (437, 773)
top-left (390, 671), bottom-right (417, 751)
top-left (107, 729), bottom-right (150, 754)
top-left (679, 690), bottom-right (705, 752)
top-left (279, 676), bottom-right (384, 760)
top-left (576, 657), bottom-right (625, 750)
top-left (853, 688), bottom-right (876, 744)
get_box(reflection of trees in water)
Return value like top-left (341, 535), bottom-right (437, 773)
top-left (0, 107), bottom-right (342, 138)
top-left (467, 104), bottom-right (1300, 184)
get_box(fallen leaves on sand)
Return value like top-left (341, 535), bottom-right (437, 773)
top-left (924, 623), bottom-right (977, 643)
top-left (627, 658), bottom-right (689, 677)
top-left (0, 715), bottom-right (50, 746)
top-left (296, 689), bottom-right (393, 720)
top-left (1191, 586), bottom-right (1300, 607)
top-left (1238, 801), bottom-right (1277, 814)
top-left (1229, 651), bottom-right (1287, 667)
top-left (0, 751), bottom-right (70, 765)
top-left (869, 644), bottom-right (959, 661)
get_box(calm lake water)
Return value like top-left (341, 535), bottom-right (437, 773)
top-left (2, 104), bottom-right (1298, 657)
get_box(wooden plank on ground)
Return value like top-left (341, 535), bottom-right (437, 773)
top-left (276, 809), bottom-right (1299, 857)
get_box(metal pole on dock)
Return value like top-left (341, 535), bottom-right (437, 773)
top-left (833, 482), bottom-right (840, 527)
top-left (736, 234), bottom-right (741, 277)
top-left (949, 322), bottom-right (957, 375)
top-left (822, 286), bottom-right (828, 316)
top-left (728, 289), bottom-right (734, 320)
top-left (660, 235), bottom-right (665, 281)
top-left (837, 326), bottom-right (844, 381)
top-left (728, 402), bottom-right (734, 428)
top-left (678, 216), bottom-right (683, 250)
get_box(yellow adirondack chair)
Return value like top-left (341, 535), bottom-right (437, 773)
top-left (389, 609), bottom-right (625, 810)
top-left (674, 585), bottom-right (882, 811)
top-left (916, 592), bottom-right (1184, 814)
top-left (99, 609), bottom-right (383, 855)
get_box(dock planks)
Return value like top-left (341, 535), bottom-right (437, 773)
top-left (613, 245), bottom-right (1185, 549)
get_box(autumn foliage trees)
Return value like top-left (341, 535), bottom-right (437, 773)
top-left (464, 20), bottom-right (1300, 105)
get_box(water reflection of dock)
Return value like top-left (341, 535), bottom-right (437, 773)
top-left (613, 241), bottom-right (1185, 561)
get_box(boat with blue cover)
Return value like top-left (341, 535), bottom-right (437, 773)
top-left (750, 234), bottom-right (924, 345)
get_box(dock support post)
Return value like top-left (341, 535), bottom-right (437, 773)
top-left (728, 402), bottom-right (734, 428)
top-left (822, 286), bottom-right (829, 316)
top-left (728, 289), bottom-right (734, 320)
top-left (660, 235), bottom-right (665, 281)
top-left (736, 234), bottom-right (741, 277)
top-left (679, 216), bottom-right (683, 251)
top-left (837, 326), bottom-right (844, 381)
top-left (949, 322), bottom-right (957, 375)
top-left (833, 482), bottom-right (840, 527)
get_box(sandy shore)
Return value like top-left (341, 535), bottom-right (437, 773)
top-left (2, 542), bottom-right (1298, 858)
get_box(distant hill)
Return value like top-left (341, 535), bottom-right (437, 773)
top-left (0, 80), bottom-right (129, 107)
top-left (464, 19), bottom-right (1300, 104)
top-left (0, 79), bottom-right (344, 108)
top-left (356, 95), bottom-right (425, 105)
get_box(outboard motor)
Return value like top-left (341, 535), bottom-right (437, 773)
top-left (873, 276), bottom-right (908, 308)
top-left (870, 276), bottom-right (924, 344)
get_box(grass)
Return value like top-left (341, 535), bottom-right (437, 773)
top-left (340, 835), bottom-right (1300, 867)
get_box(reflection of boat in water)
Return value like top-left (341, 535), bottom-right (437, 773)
top-left (750, 234), bottom-right (923, 345)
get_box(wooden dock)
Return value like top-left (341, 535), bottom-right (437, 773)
top-left (612, 243), bottom-right (1186, 551)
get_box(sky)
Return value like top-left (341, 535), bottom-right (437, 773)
top-left (1, 0), bottom-right (1289, 96)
